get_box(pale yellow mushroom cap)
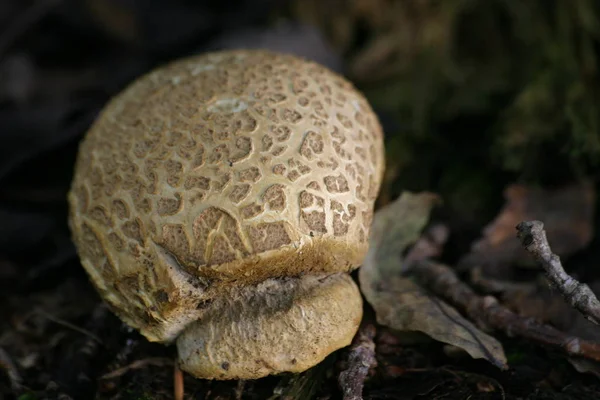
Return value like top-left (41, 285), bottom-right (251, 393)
top-left (68, 49), bottom-right (385, 379)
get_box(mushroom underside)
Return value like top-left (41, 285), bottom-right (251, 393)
top-left (176, 272), bottom-right (363, 380)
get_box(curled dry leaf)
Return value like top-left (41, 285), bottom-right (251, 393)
top-left (359, 192), bottom-right (507, 369)
top-left (459, 182), bottom-right (595, 278)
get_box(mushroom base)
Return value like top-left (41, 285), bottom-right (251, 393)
top-left (176, 273), bottom-right (363, 380)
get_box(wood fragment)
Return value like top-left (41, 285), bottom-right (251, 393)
top-left (174, 362), bottom-right (184, 400)
top-left (53, 303), bottom-right (113, 398)
top-left (338, 323), bottom-right (377, 400)
top-left (412, 260), bottom-right (600, 363)
top-left (516, 220), bottom-right (600, 325)
top-left (100, 357), bottom-right (173, 380)
top-left (37, 307), bottom-right (103, 344)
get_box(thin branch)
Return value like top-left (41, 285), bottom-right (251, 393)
top-left (516, 220), bottom-right (600, 325)
top-left (36, 308), bottom-right (104, 344)
top-left (52, 304), bottom-right (112, 397)
top-left (469, 267), bottom-right (533, 295)
top-left (174, 362), bottom-right (184, 400)
top-left (338, 323), bottom-right (377, 400)
top-left (100, 357), bottom-right (173, 380)
top-left (411, 260), bottom-right (600, 362)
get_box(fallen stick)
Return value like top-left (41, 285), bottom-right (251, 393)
top-left (516, 220), bottom-right (600, 325)
top-left (411, 260), bottom-right (600, 363)
top-left (338, 323), bottom-right (377, 400)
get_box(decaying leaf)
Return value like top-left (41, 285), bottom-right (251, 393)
top-left (359, 192), bottom-right (507, 368)
top-left (459, 182), bottom-right (595, 278)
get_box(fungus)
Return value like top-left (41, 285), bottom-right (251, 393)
top-left (68, 49), bottom-right (385, 380)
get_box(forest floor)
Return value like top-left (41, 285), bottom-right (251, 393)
top-left (2, 1), bottom-right (600, 399)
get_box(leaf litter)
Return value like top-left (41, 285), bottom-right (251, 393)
top-left (358, 186), bottom-right (600, 390)
top-left (359, 191), bottom-right (508, 369)
top-left (3, 0), bottom-right (600, 397)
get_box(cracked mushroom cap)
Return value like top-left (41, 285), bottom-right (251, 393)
top-left (68, 49), bottom-right (385, 379)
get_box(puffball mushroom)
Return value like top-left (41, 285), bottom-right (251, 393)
top-left (68, 49), bottom-right (385, 380)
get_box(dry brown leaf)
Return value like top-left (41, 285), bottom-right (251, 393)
top-left (459, 181), bottom-right (595, 278)
top-left (359, 192), bottom-right (507, 368)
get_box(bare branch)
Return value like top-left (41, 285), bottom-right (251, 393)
top-left (412, 260), bottom-right (600, 362)
top-left (174, 362), bottom-right (184, 400)
top-left (100, 357), bottom-right (173, 380)
top-left (516, 220), bottom-right (600, 325)
top-left (338, 324), bottom-right (377, 400)
top-left (36, 307), bottom-right (104, 344)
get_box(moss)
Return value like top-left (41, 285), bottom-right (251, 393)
top-left (290, 0), bottom-right (600, 188)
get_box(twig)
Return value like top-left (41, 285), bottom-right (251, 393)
top-left (516, 220), bottom-right (600, 325)
top-left (0, 346), bottom-right (22, 393)
top-left (52, 304), bottom-right (116, 398)
top-left (517, 221), bottom-right (600, 325)
top-left (36, 308), bottom-right (103, 344)
top-left (411, 260), bottom-right (600, 362)
top-left (100, 357), bottom-right (173, 380)
top-left (469, 267), bottom-right (533, 295)
top-left (338, 323), bottom-right (377, 400)
top-left (174, 362), bottom-right (184, 400)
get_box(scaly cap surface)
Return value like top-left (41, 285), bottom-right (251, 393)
top-left (68, 49), bottom-right (384, 345)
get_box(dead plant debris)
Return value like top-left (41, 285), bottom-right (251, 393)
top-left (2, 0), bottom-right (600, 398)
top-left (516, 220), bottom-right (600, 326)
top-left (338, 323), bottom-right (377, 400)
top-left (360, 192), bottom-right (508, 370)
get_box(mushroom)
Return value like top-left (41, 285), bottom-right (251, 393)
top-left (68, 49), bottom-right (385, 380)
